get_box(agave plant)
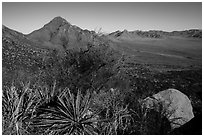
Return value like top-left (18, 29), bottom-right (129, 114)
top-left (32, 88), bottom-right (101, 135)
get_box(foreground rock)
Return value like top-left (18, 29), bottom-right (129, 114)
top-left (143, 88), bottom-right (194, 129)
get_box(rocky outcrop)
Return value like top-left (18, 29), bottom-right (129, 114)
top-left (143, 89), bottom-right (194, 129)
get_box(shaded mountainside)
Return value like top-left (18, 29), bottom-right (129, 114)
top-left (2, 25), bottom-right (50, 71)
top-left (3, 25), bottom-right (45, 49)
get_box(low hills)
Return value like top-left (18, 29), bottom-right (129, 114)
top-left (108, 29), bottom-right (202, 41)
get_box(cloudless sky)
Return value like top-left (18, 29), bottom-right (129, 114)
top-left (2, 2), bottom-right (202, 34)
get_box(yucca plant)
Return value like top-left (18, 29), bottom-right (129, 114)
top-left (32, 88), bottom-right (101, 135)
top-left (2, 82), bottom-right (37, 135)
top-left (33, 80), bottom-right (58, 104)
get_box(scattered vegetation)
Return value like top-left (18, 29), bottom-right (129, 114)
top-left (2, 83), bottom-right (174, 135)
top-left (2, 37), bottom-right (202, 134)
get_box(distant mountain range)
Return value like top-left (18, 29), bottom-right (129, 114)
top-left (3, 16), bottom-right (202, 53)
top-left (108, 29), bottom-right (202, 41)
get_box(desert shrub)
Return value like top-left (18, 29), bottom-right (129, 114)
top-left (33, 44), bottom-right (118, 92)
top-left (91, 88), bottom-right (127, 111)
top-left (97, 105), bottom-right (131, 135)
top-left (128, 99), bottom-right (172, 135)
top-left (91, 88), bottom-right (132, 135)
top-left (52, 45), bottom-right (124, 92)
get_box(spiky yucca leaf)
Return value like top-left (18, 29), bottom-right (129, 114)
top-left (32, 89), bottom-right (100, 135)
top-left (2, 83), bottom-right (37, 135)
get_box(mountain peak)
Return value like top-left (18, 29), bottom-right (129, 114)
top-left (51, 16), bottom-right (68, 23)
top-left (44, 16), bottom-right (70, 28)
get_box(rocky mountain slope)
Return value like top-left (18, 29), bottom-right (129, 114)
top-left (26, 16), bottom-right (106, 51)
top-left (2, 25), bottom-right (49, 70)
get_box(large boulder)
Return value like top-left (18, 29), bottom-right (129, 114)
top-left (143, 89), bottom-right (194, 129)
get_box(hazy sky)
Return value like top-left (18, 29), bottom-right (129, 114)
top-left (2, 2), bottom-right (202, 34)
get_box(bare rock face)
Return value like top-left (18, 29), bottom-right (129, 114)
top-left (143, 89), bottom-right (194, 129)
